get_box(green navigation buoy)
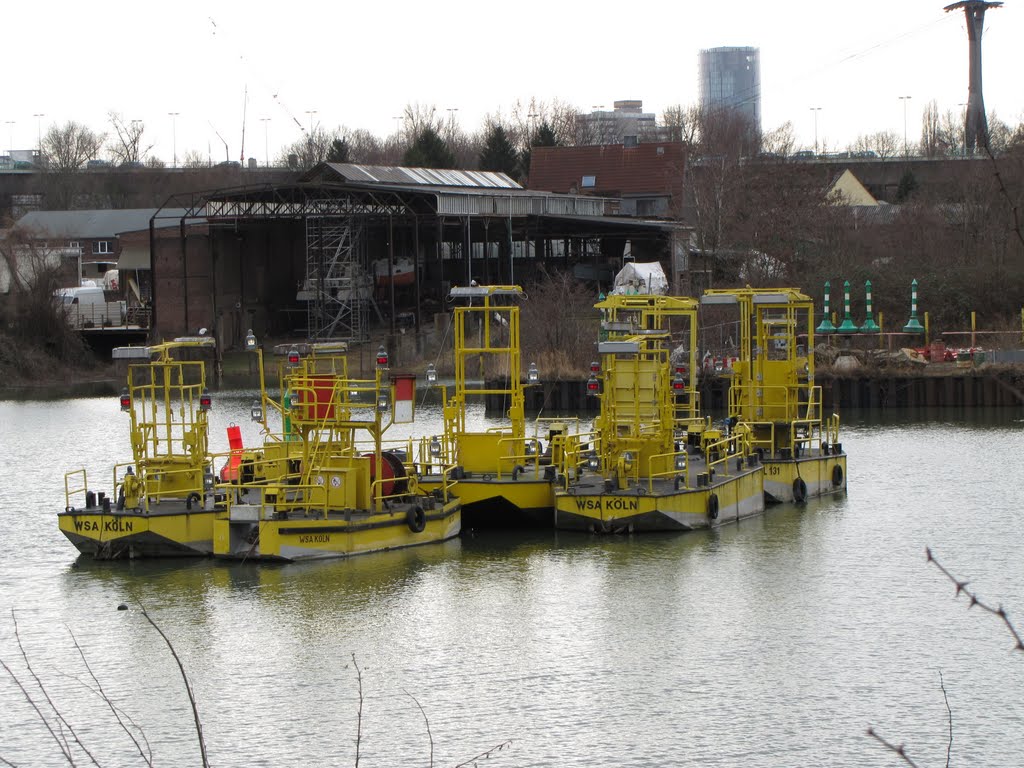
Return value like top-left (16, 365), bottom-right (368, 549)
top-left (816, 280), bottom-right (837, 333)
top-left (836, 280), bottom-right (859, 333)
top-left (902, 279), bottom-right (924, 333)
top-left (860, 280), bottom-right (880, 333)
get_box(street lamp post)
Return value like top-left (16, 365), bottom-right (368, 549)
top-left (899, 96), bottom-right (912, 156)
top-left (446, 107), bottom-right (458, 137)
top-left (32, 113), bottom-right (44, 164)
top-left (810, 107), bottom-right (822, 155)
top-left (304, 110), bottom-right (317, 134)
top-left (5, 121), bottom-right (13, 161)
top-left (168, 112), bottom-right (179, 168)
top-left (392, 115), bottom-right (403, 139)
top-left (260, 117), bottom-right (270, 167)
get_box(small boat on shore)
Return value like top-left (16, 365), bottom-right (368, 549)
top-left (59, 337), bottom-right (220, 558)
top-left (554, 294), bottom-right (765, 532)
top-left (212, 337), bottom-right (460, 562)
top-left (701, 288), bottom-right (847, 503)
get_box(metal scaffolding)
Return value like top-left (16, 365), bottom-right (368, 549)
top-left (303, 215), bottom-right (372, 342)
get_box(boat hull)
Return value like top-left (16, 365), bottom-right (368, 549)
top-left (419, 474), bottom-right (554, 528)
top-left (763, 452), bottom-right (847, 504)
top-left (554, 466), bottom-right (765, 533)
top-left (57, 507), bottom-right (215, 559)
top-left (212, 498), bottom-right (461, 562)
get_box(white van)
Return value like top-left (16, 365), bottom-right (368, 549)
top-left (56, 284), bottom-right (126, 328)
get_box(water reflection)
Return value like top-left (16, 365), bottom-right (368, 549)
top-left (2, 397), bottom-right (1023, 767)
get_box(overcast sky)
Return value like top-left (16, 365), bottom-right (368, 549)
top-left (5, 0), bottom-right (1020, 164)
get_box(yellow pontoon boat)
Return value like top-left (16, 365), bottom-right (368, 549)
top-left (554, 294), bottom-right (765, 532)
top-left (701, 288), bottom-right (847, 503)
top-left (212, 338), bottom-right (460, 562)
top-left (417, 285), bottom-right (559, 527)
top-left (59, 337), bottom-right (220, 558)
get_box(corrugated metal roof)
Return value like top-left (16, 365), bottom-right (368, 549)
top-left (14, 209), bottom-right (191, 238)
top-left (320, 163), bottom-right (522, 189)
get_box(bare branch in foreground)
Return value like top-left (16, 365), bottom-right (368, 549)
top-left (352, 653), bottom-right (363, 768)
top-left (11, 608), bottom-right (97, 765)
top-left (866, 727), bottom-right (922, 768)
top-left (404, 689), bottom-right (433, 768)
top-left (926, 547), bottom-right (1024, 652)
top-left (66, 625), bottom-right (153, 766)
top-left (135, 605), bottom-right (209, 768)
top-left (939, 671), bottom-right (952, 768)
top-left (452, 739), bottom-right (513, 767)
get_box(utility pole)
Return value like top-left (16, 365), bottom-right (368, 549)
top-left (168, 112), bottom-right (179, 168)
top-left (260, 117), bottom-right (271, 167)
top-left (810, 107), bottom-right (821, 155)
top-left (899, 96), bottom-right (912, 156)
top-left (33, 113), bottom-right (44, 165)
top-left (944, 1), bottom-right (1002, 153)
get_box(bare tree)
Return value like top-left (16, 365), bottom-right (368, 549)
top-left (920, 100), bottom-right (943, 158)
top-left (509, 97), bottom-right (579, 149)
top-left (108, 113), bottom-right (154, 166)
top-left (660, 104), bottom-right (701, 145)
top-left (181, 149), bottom-right (209, 169)
top-left (871, 131), bottom-right (900, 160)
top-left (41, 121), bottom-right (105, 172)
top-left (277, 125), bottom-right (346, 170)
top-left (761, 121), bottom-right (797, 157)
top-left (402, 103), bottom-right (444, 140)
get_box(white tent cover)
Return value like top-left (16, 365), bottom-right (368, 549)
top-left (611, 261), bottom-right (668, 295)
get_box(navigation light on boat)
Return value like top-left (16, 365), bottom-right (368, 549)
top-left (590, 361), bottom-right (600, 374)
top-left (204, 471), bottom-right (215, 491)
top-left (430, 436), bottom-right (441, 457)
top-left (622, 452), bottom-right (634, 471)
top-left (289, 391), bottom-right (302, 409)
top-left (376, 345), bottom-right (389, 369)
top-left (245, 329), bottom-right (257, 352)
top-left (672, 372), bottom-right (685, 390)
top-left (586, 374), bottom-right (600, 393)
top-left (426, 362), bottom-right (437, 383)
top-left (287, 346), bottom-right (300, 365)
top-left (199, 389), bottom-right (212, 412)
top-left (525, 440), bottom-right (536, 456)
top-left (119, 388), bottom-right (131, 412)
top-left (377, 390), bottom-right (390, 413)
top-left (675, 365), bottom-right (687, 376)
top-left (527, 362), bottom-right (540, 384)
top-left (250, 400), bottom-right (263, 422)
top-left (675, 454), bottom-right (687, 471)
top-left (587, 452), bottom-right (600, 470)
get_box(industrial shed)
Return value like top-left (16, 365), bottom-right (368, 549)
top-left (151, 162), bottom-right (688, 346)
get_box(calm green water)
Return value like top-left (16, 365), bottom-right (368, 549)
top-left (1, 395), bottom-right (1022, 767)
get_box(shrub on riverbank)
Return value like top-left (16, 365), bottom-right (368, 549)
top-left (0, 233), bottom-right (95, 384)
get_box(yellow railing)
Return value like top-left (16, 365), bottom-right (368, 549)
top-left (645, 448), bottom-right (692, 492)
top-left (728, 383), bottom-right (822, 423)
top-left (64, 469), bottom-right (88, 511)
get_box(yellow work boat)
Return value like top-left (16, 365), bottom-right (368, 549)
top-left (212, 337), bottom-right (460, 562)
top-left (417, 285), bottom-right (565, 527)
top-left (701, 288), bottom-right (847, 503)
top-left (554, 294), bottom-right (765, 532)
top-left (60, 337), bottom-right (220, 558)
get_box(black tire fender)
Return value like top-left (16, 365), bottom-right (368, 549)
top-left (793, 478), bottom-right (808, 503)
top-left (832, 464), bottom-right (844, 488)
top-left (407, 505), bottom-right (427, 533)
top-left (707, 493), bottom-right (719, 520)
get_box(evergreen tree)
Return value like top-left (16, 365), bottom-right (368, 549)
top-left (402, 128), bottom-right (456, 169)
top-left (479, 125), bottom-right (519, 177)
top-left (327, 137), bottom-right (350, 164)
top-left (520, 120), bottom-right (559, 181)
